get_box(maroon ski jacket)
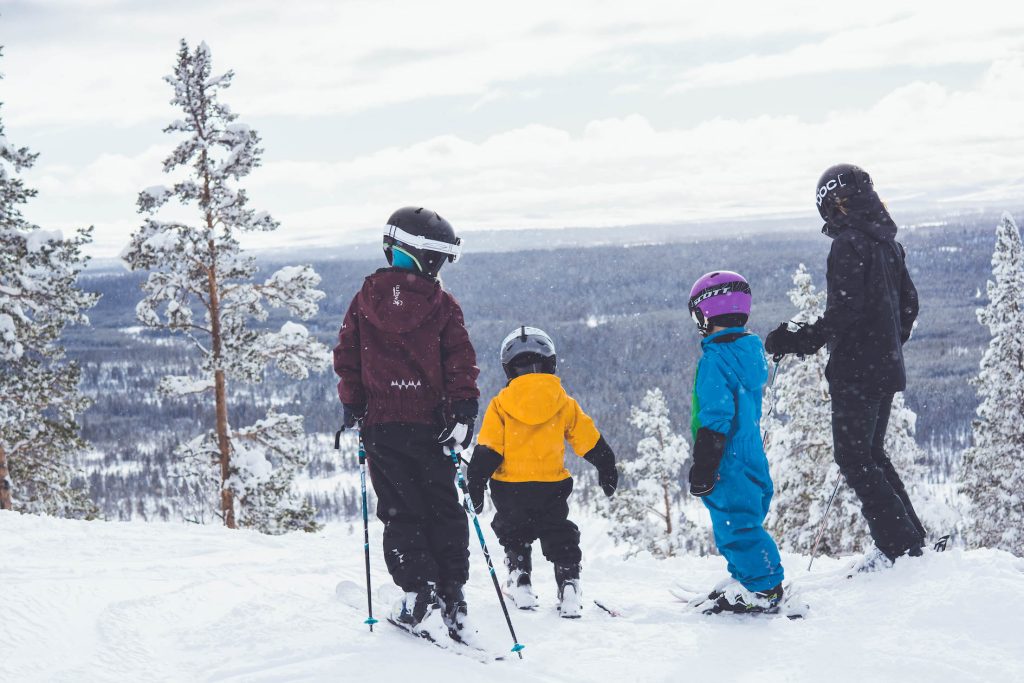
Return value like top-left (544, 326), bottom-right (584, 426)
top-left (333, 268), bottom-right (479, 426)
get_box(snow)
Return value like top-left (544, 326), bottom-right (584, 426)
top-left (159, 375), bottom-right (215, 395)
top-left (2, 511), bottom-right (1022, 682)
top-left (0, 312), bottom-right (16, 340)
top-left (25, 228), bottom-right (63, 252)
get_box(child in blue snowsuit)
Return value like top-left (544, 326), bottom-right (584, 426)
top-left (686, 270), bottom-right (785, 614)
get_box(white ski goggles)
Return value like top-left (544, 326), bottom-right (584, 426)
top-left (384, 223), bottom-right (463, 263)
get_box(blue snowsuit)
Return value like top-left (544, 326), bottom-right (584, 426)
top-left (691, 327), bottom-right (784, 592)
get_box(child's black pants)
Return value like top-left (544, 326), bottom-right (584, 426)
top-left (363, 423), bottom-right (470, 592)
top-left (489, 478), bottom-right (582, 570)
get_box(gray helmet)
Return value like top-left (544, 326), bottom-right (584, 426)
top-left (500, 326), bottom-right (557, 379)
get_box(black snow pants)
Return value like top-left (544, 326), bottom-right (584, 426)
top-left (490, 478), bottom-right (582, 571)
top-left (830, 383), bottom-right (926, 560)
top-left (363, 423), bottom-right (469, 592)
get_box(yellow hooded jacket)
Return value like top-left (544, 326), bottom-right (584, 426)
top-left (476, 373), bottom-right (601, 483)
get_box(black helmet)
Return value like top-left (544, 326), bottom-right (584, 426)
top-left (383, 206), bottom-right (463, 277)
top-left (500, 326), bottom-right (557, 380)
top-left (815, 164), bottom-right (874, 235)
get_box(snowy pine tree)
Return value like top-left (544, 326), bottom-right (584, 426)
top-left (958, 212), bottom-right (1024, 556)
top-left (766, 264), bottom-right (927, 556)
top-left (0, 47), bottom-right (98, 518)
top-left (122, 40), bottom-right (326, 533)
top-left (763, 264), bottom-right (852, 554)
top-left (602, 388), bottom-right (708, 558)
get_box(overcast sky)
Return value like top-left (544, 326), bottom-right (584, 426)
top-left (4, 1), bottom-right (1024, 256)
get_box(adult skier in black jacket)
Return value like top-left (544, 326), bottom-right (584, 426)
top-left (765, 164), bottom-right (926, 567)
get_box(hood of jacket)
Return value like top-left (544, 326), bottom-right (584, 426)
top-left (701, 328), bottom-right (769, 393)
top-left (357, 268), bottom-right (443, 334)
top-left (824, 189), bottom-right (898, 243)
top-left (495, 373), bottom-right (568, 425)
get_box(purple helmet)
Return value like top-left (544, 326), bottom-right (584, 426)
top-left (688, 271), bottom-right (752, 337)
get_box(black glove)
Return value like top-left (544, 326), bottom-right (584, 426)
top-left (438, 398), bottom-right (478, 451)
top-left (466, 445), bottom-right (503, 514)
top-left (340, 403), bottom-right (366, 431)
top-left (764, 322), bottom-right (822, 358)
top-left (689, 428), bottom-right (727, 497)
top-left (583, 435), bottom-right (618, 497)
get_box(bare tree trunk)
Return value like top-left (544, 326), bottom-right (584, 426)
top-left (207, 241), bottom-right (234, 528)
top-left (202, 148), bottom-right (235, 528)
top-left (0, 445), bottom-right (12, 510)
top-left (663, 483), bottom-right (673, 554)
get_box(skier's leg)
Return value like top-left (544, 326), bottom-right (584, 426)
top-left (363, 424), bottom-right (439, 592)
top-left (870, 395), bottom-right (927, 541)
top-left (831, 384), bottom-right (922, 559)
top-left (489, 479), bottom-right (542, 577)
top-left (702, 443), bottom-right (784, 593)
top-left (488, 480), bottom-right (542, 609)
top-left (536, 479), bottom-right (582, 567)
top-left (531, 479), bottom-right (582, 618)
top-left (415, 428), bottom-right (470, 589)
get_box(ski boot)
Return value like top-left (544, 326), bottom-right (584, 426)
top-left (505, 547), bottom-right (538, 610)
top-left (702, 583), bottom-right (784, 615)
top-left (846, 546), bottom-right (895, 578)
top-left (391, 583), bottom-right (447, 641)
top-left (437, 581), bottom-right (480, 646)
top-left (555, 563), bottom-right (583, 619)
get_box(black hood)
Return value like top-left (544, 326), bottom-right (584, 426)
top-left (822, 189), bottom-right (897, 243)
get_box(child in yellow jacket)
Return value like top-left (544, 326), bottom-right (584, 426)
top-left (467, 326), bottom-right (618, 618)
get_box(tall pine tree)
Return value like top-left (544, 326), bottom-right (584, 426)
top-left (0, 46), bottom-right (98, 517)
top-left (958, 212), bottom-right (1024, 555)
top-left (602, 388), bottom-right (708, 558)
top-left (122, 40), bottom-right (326, 533)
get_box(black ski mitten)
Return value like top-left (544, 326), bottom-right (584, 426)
top-left (689, 428), bottom-right (727, 497)
top-left (583, 435), bottom-right (619, 497)
top-left (466, 445), bottom-right (503, 513)
top-left (764, 322), bottom-right (822, 358)
top-left (438, 398), bottom-right (479, 451)
top-left (341, 403), bottom-right (366, 431)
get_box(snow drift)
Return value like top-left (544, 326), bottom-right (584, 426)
top-left (2, 512), bottom-right (1022, 682)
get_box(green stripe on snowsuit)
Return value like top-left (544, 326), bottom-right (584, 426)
top-left (691, 327), bottom-right (784, 593)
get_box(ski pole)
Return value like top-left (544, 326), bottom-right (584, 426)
top-left (762, 357), bottom-right (784, 452)
top-left (447, 446), bottom-right (525, 659)
top-left (807, 473), bottom-right (843, 571)
top-left (337, 428), bottom-right (378, 632)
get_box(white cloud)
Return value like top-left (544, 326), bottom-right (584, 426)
top-left (9, 1), bottom-right (1024, 256)
top-left (240, 56), bottom-right (1024, 234)
top-left (3, 0), bottom-right (957, 127)
top-left (672, 7), bottom-right (1024, 90)
top-left (24, 54), bottom-right (1024, 255)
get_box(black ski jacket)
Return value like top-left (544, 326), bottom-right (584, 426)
top-left (808, 194), bottom-right (919, 393)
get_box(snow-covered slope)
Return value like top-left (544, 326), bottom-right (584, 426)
top-left (3, 511), bottom-right (1022, 682)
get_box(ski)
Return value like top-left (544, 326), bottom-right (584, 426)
top-left (386, 618), bottom-right (506, 663)
top-left (593, 600), bottom-right (624, 617)
top-left (669, 585), bottom-right (702, 604)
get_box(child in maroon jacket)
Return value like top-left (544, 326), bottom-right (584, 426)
top-left (333, 206), bottom-right (480, 644)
